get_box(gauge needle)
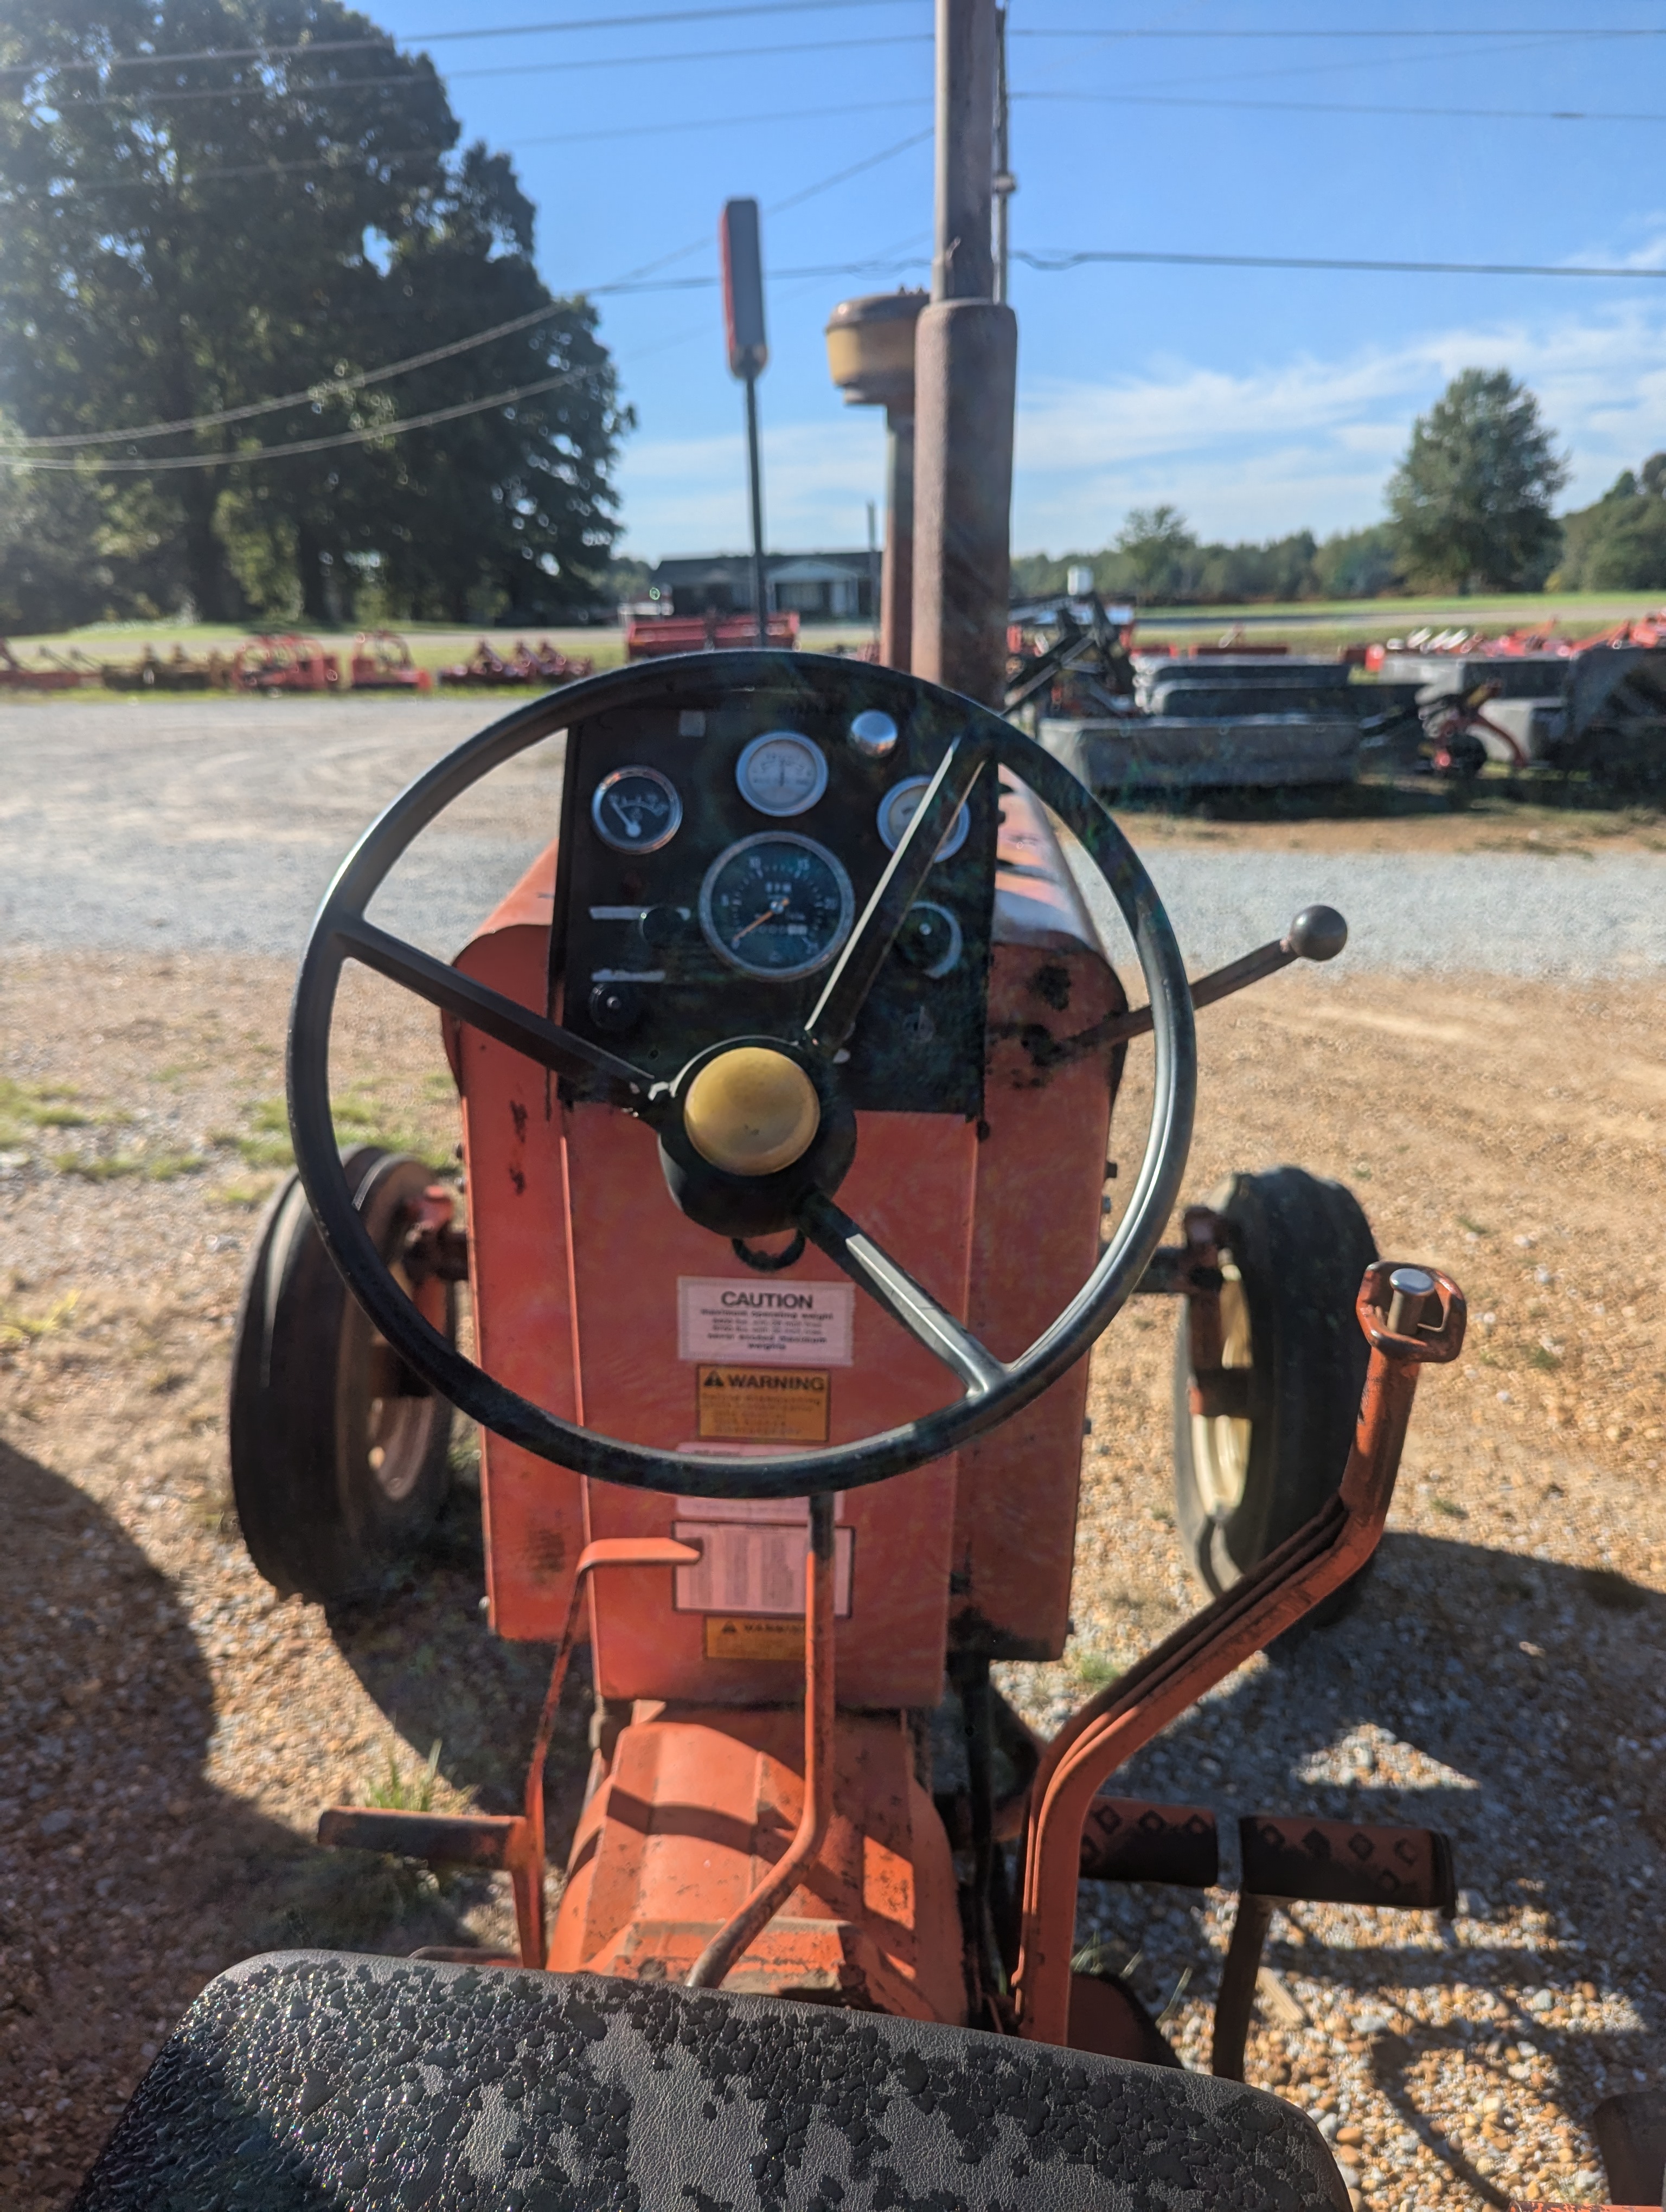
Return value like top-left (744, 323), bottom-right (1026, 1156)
top-left (730, 895), bottom-right (791, 944)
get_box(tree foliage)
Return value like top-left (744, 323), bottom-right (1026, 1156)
top-left (1549, 454), bottom-right (1666, 591)
top-left (1010, 517), bottom-right (1402, 608)
top-left (1386, 368), bottom-right (1566, 594)
top-left (0, 0), bottom-right (631, 624)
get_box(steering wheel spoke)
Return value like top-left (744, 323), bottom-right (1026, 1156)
top-left (336, 915), bottom-right (659, 1114)
top-left (798, 1189), bottom-right (1007, 1399)
top-left (803, 729), bottom-right (994, 1057)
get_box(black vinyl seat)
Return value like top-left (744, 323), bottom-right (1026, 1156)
top-left (73, 1952), bottom-right (1348, 2212)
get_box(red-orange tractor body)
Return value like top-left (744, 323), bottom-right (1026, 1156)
top-left (83, 652), bottom-right (1527, 2212)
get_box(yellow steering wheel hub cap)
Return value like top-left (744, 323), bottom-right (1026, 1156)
top-left (683, 1047), bottom-right (821, 1178)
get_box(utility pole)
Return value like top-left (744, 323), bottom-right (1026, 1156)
top-left (721, 198), bottom-right (771, 647)
top-left (911, 0), bottom-right (1018, 706)
top-left (992, 5), bottom-right (1015, 307)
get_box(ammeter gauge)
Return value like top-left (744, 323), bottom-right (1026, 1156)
top-left (735, 731), bottom-right (829, 816)
top-left (699, 833), bottom-right (855, 980)
top-left (590, 766), bottom-right (682, 852)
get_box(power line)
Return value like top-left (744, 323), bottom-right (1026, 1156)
top-left (0, 132), bottom-right (933, 462)
top-left (16, 31), bottom-right (934, 107)
top-left (1015, 246), bottom-right (1666, 280)
top-left (0, 0), bottom-right (921, 79)
top-left (0, 96), bottom-right (931, 197)
top-left (1011, 22), bottom-right (1666, 34)
top-left (1016, 88), bottom-right (1666, 125)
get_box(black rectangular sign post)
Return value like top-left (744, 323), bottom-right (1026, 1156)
top-left (720, 197), bottom-right (770, 647)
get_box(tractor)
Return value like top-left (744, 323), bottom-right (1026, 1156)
top-left (77, 652), bottom-right (1482, 2212)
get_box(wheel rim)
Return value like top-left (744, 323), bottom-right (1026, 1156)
top-left (1189, 1261), bottom-right (1254, 1517)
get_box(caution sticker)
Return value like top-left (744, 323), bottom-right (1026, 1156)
top-left (703, 1616), bottom-right (805, 1663)
top-left (677, 1277), bottom-right (854, 1365)
top-left (696, 1364), bottom-right (830, 1443)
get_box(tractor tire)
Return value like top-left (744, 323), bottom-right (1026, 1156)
top-left (229, 1147), bottom-right (456, 1602)
top-left (1172, 1167), bottom-right (1377, 1626)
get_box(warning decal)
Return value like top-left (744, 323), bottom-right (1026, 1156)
top-left (697, 1364), bottom-right (830, 1443)
top-left (678, 1276), bottom-right (854, 1366)
top-left (704, 1617), bottom-right (804, 1663)
top-left (673, 1520), bottom-right (854, 1617)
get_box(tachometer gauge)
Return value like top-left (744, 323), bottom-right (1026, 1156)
top-left (876, 775), bottom-right (970, 861)
top-left (735, 730), bottom-right (828, 816)
top-left (699, 833), bottom-right (855, 980)
top-left (591, 766), bottom-right (682, 852)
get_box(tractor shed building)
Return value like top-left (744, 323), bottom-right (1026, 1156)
top-left (648, 551), bottom-right (875, 621)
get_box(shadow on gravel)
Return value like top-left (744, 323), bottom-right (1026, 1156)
top-left (0, 1443), bottom-right (522, 2212)
top-left (1083, 1530), bottom-right (1664, 2140)
top-left (322, 1483), bottom-right (594, 1839)
top-left (1110, 767), bottom-right (1666, 826)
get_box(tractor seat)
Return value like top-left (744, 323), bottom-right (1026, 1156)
top-left (74, 1951), bottom-right (1348, 2211)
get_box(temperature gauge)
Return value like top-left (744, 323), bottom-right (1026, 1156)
top-left (876, 775), bottom-right (971, 861)
top-left (735, 730), bottom-right (828, 816)
top-left (591, 766), bottom-right (682, 853)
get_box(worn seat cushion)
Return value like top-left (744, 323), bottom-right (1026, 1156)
top-left (74, 1951), bottom-right (1348, 2212)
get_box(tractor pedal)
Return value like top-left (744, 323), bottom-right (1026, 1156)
top-left (317, 1806), bottom-right (530, 1870)
top-left (1238, 1814), bottom-right (1455, 1913)
top-left (1080, 1798), bottom-right (1219, 1887)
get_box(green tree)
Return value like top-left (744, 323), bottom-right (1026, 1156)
top-left (1386, 369), bottom-right (1566, 593)
top-left (1549, 454), bottom-right (1666, 591)
top-left (0, 1), bottom-right (629, 622)
top-left (1311, 522), bottom-right (1405, 600)
top-left (1114, 504), bottom-right (1197, 601)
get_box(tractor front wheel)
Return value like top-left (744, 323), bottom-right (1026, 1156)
top-left (1171, 1167), bottom-right (1377, 1625)
top-left (229, 1148), bottom-right (456, 1602)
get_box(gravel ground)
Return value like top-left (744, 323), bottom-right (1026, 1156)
top-left (3, 697), bottom-right (1665, 974)
top-left (1, 703), bottom-right (1662, 2208)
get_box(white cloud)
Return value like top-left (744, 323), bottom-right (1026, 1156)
top-left (619, 301), bottom-right (1666, 560)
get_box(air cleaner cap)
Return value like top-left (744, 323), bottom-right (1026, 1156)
top-left (683, 1047), bottom-right (821, 1178)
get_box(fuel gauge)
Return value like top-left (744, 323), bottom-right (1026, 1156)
top-left (591, 766), bottom-right (682, 852)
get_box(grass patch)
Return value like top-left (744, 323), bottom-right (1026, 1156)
top-left (367, 1737), bottom-right (444, 1814)
top-left (54, 1148), bottom-right (209, 1181)
top-left (0, 1076), bottom-right (88, 1147)
top-left (0, 1289), bottom-right (80, 1346)
top-left (1529, 1345), bottom-right (1562, 1371)
top-left (1457, 1215), bottom-right (1490, 1237)
top-left (1431, 1496), bottom-right (1469, 1520)
top-left (217, 1174), bottom-right (284, 1210)
top-left (1076, 1650), bottom-right (1120, 1690)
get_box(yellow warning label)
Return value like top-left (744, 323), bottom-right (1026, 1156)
top-left (704, 1615), bottom-right (806, 1663)
top-left (696, 1364), bottom-right (830, 1443)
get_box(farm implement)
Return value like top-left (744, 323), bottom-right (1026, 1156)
top-left (67, 645), bottom-right (1606, 2212)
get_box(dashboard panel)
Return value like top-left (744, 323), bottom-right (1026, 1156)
top-left (548, 664), bottom-right (998, 1117)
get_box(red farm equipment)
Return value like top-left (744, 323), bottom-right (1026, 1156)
top-left (234, 632), bottom-right (342, 693)
top-left (439, 637), bottom-right (597, 688)
top-left (629, 610), bottom-right (800, 659)
top-left (349, 629), bottom-right (434, 691)
top-left (80, 651), bottom-right (1510, 2212)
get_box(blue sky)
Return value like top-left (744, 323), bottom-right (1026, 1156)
top-left (372, 1), bottom-right (1666, 560)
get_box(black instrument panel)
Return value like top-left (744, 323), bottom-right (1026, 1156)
top-left (548, 666), bottom-right (997, 1117)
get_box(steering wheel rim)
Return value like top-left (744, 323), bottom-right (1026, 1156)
top-left (287, 651), bottom-right (1196, 1500)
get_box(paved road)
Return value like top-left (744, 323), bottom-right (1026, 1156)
top-left (3, 698), bottom-right (1664, 975)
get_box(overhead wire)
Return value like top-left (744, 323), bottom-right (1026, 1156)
top-left (0, 124), bottom-right (936, 465)
top-left (1013, 247), bottom-right (1666, 280)
top-left (1015, 88), bottom-right (1666, 125)
top-left (12, 31), bottom-right (934, 107)
top-left (0, 0), bottom-right (924, 77)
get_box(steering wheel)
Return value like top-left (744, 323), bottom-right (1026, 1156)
top-left (288, 652), bottom-right (1196, 1500)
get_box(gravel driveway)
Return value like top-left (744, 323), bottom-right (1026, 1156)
top-left (3, 698), bottom-right (1664, 974)
top-left (3, 696), bottom-right (1663, 2210)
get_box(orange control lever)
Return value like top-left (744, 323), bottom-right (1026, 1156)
top-left (1011, 1262), bottom-right (1465, 2047)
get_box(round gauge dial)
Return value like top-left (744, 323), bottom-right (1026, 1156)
top-left (699, 833), bottom-right (855, 980)
top-left (591, 765), bottom-right (682, 852)
top-left (736, 730), bottom-right (829, 816)
top-left (876, 775), bottom-right (971, 861)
